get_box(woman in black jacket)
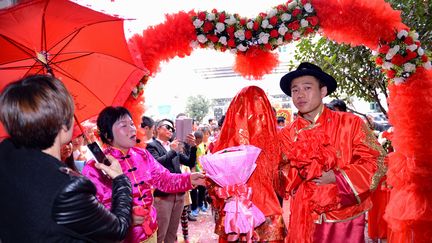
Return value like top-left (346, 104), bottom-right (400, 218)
top-left (0, 75), bottom-right (133, 242)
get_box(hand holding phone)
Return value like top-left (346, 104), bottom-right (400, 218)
top-left (87, 142), bottom-right (111, 166)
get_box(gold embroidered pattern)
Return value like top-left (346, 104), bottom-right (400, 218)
top-left (361, 123), bottom-right (387, 190)
top-left (339, 169), bottom-right (361, 204)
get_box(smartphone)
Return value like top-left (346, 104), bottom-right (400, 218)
top-left (175, 118), bottom-right (193, 142)
top-left (87, 142), bottom-right (111, 166)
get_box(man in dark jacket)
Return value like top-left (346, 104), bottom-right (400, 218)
top-left (146, 118), bottom-right (197, 243)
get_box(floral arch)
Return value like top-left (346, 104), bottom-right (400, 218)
top-left (123, 0), bottom-right (432, 241)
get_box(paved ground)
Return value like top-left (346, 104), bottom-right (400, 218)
top-left (176, 207), bottom-right (218, 243)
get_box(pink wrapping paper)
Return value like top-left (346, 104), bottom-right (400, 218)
top-left (201, 145), bottom-right (265, 236)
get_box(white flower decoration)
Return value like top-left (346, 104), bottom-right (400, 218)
top-left (277, 37), bottom-right (284, 45)
top-left (132, 87), bottom-right (138, 94)
top-left (207, 13), bottom-right (215, 21)
top-left (304, 3), bottom-right (313, 13)
top-left (278, 24), bottom-right (288, 36)
top-left (230, 48), bottom-right (238, 54)
top-left (225, 15), bottom-right (237, 25)
top-left (382, 62), bottom-right (394, 70)
top-left (268, 8), bottom-right (278, 18)
top-left (417, 47), bottom-right (424, 56)
top-left (215, 22), bottom-right (225, 33)
top-left (393, 77), bottom-right (405, 84)
top-left (406, 44), bottom-right (418, 52)
top-left (258, 32), bottom-right (270, 44)
top-left (193, 19), bottom-right (204, 28)
top-left (403, 62), bottom-right (416, 72)
top-left (190, 41), bottom-right (199, 48)
top-left (411, 32), bottom-right (419, 40)
top-left (397, 30), bottom-right (409, 39)
top-left (237, 44), bottom-right (248, 52)
top-left (261, 19), bottom-right (270, 29)
top-left (235, 29), bottom-right (246, 41)
top-left (300, 19), bottom-right (309, 28)
top-left (219, 36), bottom-right (227, 45)
top-left (246, 21), bottom-right (254, 29)
top-left (424, 61), bottom-right (432, 70)
top-left (293, 31), bottom-right (301, 40)
top-left (197, 34), bottom-right (208, 43)
top-left (281, 13), bottom-right (291, 22)
top-left (288, 1), bottom-right (297, 9)
top-left (385, 45), bottom-right (400, 60)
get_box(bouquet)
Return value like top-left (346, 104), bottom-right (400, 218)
top-left (201, 145), bottom-right (265, 238)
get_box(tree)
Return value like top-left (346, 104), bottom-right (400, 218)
top-left (291, 0), bottom-right (431, 117)
top-left (185, 95), bottom-right (210, 123)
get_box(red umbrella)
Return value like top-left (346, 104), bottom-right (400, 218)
top-left (0, 0), bottom-right (147, 138)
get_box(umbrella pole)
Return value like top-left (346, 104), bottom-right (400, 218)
top-left (74, 114), bottom-right (90, 144)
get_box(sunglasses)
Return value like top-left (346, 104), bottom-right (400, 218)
top-left (160, 124), bottom-right (175, 133)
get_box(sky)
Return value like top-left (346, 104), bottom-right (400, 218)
top-left (73, 0), bottom-right (295, 118)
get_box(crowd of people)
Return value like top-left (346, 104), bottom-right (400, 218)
top-left (0, 62), bottom-right (393, 243)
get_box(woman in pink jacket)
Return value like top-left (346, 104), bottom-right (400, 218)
top-left (82, 106), bottom-right (205, 243)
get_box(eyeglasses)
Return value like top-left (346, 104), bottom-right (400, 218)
top-left (160, 124), bottom-right (175, 133)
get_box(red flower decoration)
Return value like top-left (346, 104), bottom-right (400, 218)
top-left (404, 36), bottom-right (414, 45)
top-left (218, 13), bottom-right (226, 22)
top-left (304, 27), bottom-right (314, 34)
top-left (379, 45), bottom-right (390, 54)
top-left (391, 54), bottom-right (405, 66)
top-left (227, 26), bottom-right (235, 35)
top-left (207, 34), bottom-right (219, 43)
top-left (306, 16), bottom-right (319, 26)
top-left (292, 8), bottom-right (302, 17)
top-left (270, 16), bottom-right (278, 26)
top-left (270, 29), bottom-right (279, 38)
top-left (405, 50), bottom-right (418, 61)
top-left (421, 55), bottom-right (429, 62)
top-left (288, 20), bottom-right (300, 30)
top-left (203, 21), bottom-right (214, 33)
top-left (198, 12), bottom-right (206, 21)
top-left (386, 69), bottom-right (396, 79)
top-left (227, 39), bottom-right (236, 47)
top-left (376, 56), bottom-right (384, 65)
top-left (253, 22), bottom-right (260, 31)
top-left (264, 43), bottom-right (272, 50)
top-left (284, 33), bottom-right (293, 41)
top-left (245, 30), bottom-right (253, 40)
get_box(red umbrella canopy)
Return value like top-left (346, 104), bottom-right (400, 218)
top-left (0, 0), bottom-right (147, 138)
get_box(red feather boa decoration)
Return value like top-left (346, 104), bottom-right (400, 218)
top-left (311, 0), bottom-right (407, 49)
top-left (233, 46), bottom-right (279, 80)
top-left (129, 11), bottom-right (196, 76)
top-left (385, 68), bottom-right (432, 242)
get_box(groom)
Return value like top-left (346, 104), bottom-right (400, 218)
top-left (278, 62), bottom-right (386, 243)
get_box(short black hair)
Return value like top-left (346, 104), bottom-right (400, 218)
top-left (97, 106), bottom-right (132, 145)
top-left (328, 99), bottom-right (347, 112)
top-left (156, 118), bottom-right (174, 128)
top-left (277, 116), bottom-right (286, 123)
top-left (141, 116), bottom-right (154, 128)
top-left (176, 113), bottom-right (187, 118)
top-left (218, 115), bottom-right (225, 127)
top-left (194, 130), bottom-right (203, 139)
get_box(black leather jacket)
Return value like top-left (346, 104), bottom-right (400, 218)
top-left (0, 139), bottom-right (132, 243)
top-left (53, 169), bottom-right (133, 242)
